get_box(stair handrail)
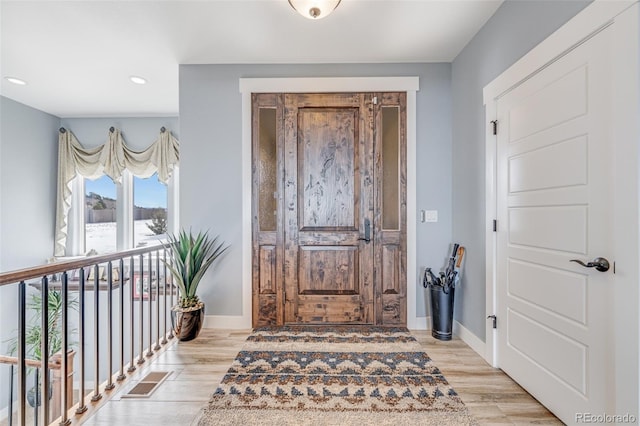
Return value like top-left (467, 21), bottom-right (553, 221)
top-left (0, 245), bottom-right (168, 286)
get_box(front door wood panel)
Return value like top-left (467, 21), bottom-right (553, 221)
top-left (285, 93), bottom-right (373, 324)
top-left (251, 93), bottom-right (284, 326)
top-left (252, 92), bottom-right (406, 326)
top-left (374, 92), bottom-right (407, 325)
top-left (298, 108), bottom-right (358, 230)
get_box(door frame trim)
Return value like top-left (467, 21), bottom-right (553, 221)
top-left (483, 0), bottom-right (639, 416)
top-left (240, 77), bottom-right (420, 328)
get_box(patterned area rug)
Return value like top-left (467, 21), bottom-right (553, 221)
top-left (196, 326), bottom-right (477, 425)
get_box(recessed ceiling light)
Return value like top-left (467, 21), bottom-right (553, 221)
top-left (5, 77), bottom-right (27, 86)
top-left (129, 76), bottom-right (147, 85)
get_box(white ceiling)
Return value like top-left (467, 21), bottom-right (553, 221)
top-left (0, 0), bottom-right (502, 118)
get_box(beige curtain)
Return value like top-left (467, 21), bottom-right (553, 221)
top-left (54, 128), bottom-right (179, 256)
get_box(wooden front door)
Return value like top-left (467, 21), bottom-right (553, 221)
top-left (252, 92), bottom-right (406, 326)
top-left (284, 93), bottom-right (374, 323)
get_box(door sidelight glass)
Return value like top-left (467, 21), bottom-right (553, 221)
top-left (258, 108), bottom-right (277, 232)
top-left (382, 106), bottom-right (400, 230)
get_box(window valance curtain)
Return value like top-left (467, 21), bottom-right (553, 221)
top-left (54, 127), bottom-right (180, 256)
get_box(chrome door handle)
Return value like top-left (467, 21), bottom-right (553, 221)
top-left (570, 257), bottom-right (610, 272)
top-left (358, 218), bottom-right (371, 243)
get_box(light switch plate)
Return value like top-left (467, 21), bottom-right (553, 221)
top-left (425, 210), bottom-right (438, 223)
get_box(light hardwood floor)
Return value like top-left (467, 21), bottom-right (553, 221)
top-left (412, 332), bottom-right (562, 425)
top-left (76, 328), bottom-right (561, 425)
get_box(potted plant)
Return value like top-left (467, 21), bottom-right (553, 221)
top-left (7, 289), bottom-right (77, 406)
top-left (164, 229), bottom-right (228, 341)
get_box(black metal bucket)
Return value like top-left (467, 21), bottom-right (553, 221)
top-left (429, 285), bottom-right (455, 341)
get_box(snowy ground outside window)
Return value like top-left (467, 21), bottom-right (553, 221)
top-left (85, 220), bottom-right (166, 255)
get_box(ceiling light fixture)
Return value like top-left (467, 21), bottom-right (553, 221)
top-left (129, 76), bottom-right (147, 85)
top-left (288, 0), bottom-right (341, 20)
top-left (5, 76), bottom-right (27, 86)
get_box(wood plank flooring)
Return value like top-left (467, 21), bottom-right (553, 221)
top-left (411, 332), bottom-right (561, 425)
top-left (77, 328), bottom-right (561, 425)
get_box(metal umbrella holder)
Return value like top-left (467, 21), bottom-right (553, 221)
top-left (423, 243), bottom-right (465, 341)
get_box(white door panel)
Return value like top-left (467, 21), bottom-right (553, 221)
top-left (507, 309), bottom-right (588, 395)
top-left (508, 135), bottom-right (588, 193)
top-left (506, 288), bottom-right (589, 345)
top-left (508, 206), bottom-right (588, 253)
top-left (508, 258), bottom-right (587, 325)
top-left (508, 186), bottom-right (588, 208)
top-left (507, 65), bottom-right (588, 143)
top-left (496, 25), bottom-right (613, 424)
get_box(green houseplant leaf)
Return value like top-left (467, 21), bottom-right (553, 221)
top-left (6, 289), bottom-right (78, 360)
top-left (163, 229), bottom-right (228, 309)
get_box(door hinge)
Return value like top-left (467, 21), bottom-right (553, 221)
top-left (490, 120), bottom-right (498, 135)
top-left (487, 315), bottom-right (497, 329)
top-left (493, 219), bottom-right (497, 232)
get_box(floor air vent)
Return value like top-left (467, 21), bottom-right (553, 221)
top-left (122, 371), bottom-right (171, 398)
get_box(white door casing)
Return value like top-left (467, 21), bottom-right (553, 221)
top-left (484, 0), bottom-right (639, 423)
top-left (237, 77), bottom-right (420, 329)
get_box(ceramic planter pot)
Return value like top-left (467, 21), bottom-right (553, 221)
top-left (27, 383), bottom-right (52, 408)
top-left (171, 303), bottom-right (205, 341)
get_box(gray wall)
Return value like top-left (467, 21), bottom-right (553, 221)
top-left (1, 97), bottom-right (60, 271)
top-left (0, 96), bottom-right (60, 413)
top-left (451, 0), bottom-right (591, 340)
top-left (179, 63), bottom-right (452, 317)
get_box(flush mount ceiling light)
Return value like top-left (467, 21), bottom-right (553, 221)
top-left (129, 75), bottom-right (147, 85)
top-left (288, 0), bottom-right (341, 19)
top-left (5, 76), bottom-right (27, 86)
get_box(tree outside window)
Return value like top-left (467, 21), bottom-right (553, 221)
top-left (134, 173), bottom-right (168, 248)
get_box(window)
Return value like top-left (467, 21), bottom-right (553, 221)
top-left (134, 173), bottom-right (168, 248)
top-left (85, 175), bottom-right (118, 254)
top-left (68, 169), bottom-right (178, 256)
top-left (56, 128), bottom-right (179, 257)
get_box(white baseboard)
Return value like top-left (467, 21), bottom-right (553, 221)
top-left (411, 315), bottom-right (429, 330)
top-left (411, 317), bottom-right (486, 359)
top-left (453, 320), bottom-right (486, 357)
top-left (203, 315), bottom-right (251, 330)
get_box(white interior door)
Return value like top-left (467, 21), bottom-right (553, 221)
top-left (495, 26), bottom-right (613, 424)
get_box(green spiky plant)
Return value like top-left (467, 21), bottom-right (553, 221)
top-left (7, 290), bottom-right (78, 360)
top-left (164, 229), bottom-right (228, 310)
top-left (6, 289), bottom-right (78, 406)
